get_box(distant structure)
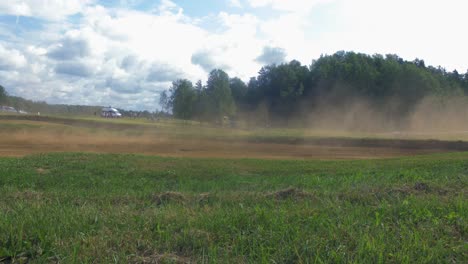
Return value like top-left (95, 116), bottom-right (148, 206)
top-left (101, 106), bottom-right (122, 118)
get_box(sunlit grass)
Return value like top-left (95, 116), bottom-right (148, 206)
top-left (0, 152), bottom-right (466, 263)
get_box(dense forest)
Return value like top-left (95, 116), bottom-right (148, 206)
top-left (164, 51), bottom-right (468, 130)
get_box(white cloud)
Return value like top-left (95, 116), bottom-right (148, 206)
top-left (256, 46), bottom-right (287, 65)
top-left (0, 44), bottom-right (27, 70)
top-left (259, 12), bottom-right (308, 61)
top-left (48, 36), bottom-right (91, 60)
top-left (196, 12), bottom-right (263, 79)
top-left (0, 1), bottom-right (218, 109)
top-left (55, 61), bottom-right (94, 77)
top-left (319, 0), bottom-right (468, 71)
top-left (246, 0), bottom-right (337, 63)
top-left (157, 0), bottom-right (181, 15)
top-left (248, 0), bottom-right (333, 13)
top-left (0, 0), bottom-right (93, 20)
top-left (228, 0), bottom-right (243, 8)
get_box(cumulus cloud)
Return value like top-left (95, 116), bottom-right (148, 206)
top-left (191, 12), bottom-right (262, 79)
top-left (228, 0), bottom-right (243, 8)
top-left (158, 0), bottom-right (179, 13)
top-left (120, 55), bottom-right (142, 71)
top-left (0, 44), bottom-right (27, 70)
top-left (146, 63), bottom-right (184, 82)
top-left (0, 1), bottom-right (268, 109)
top-left (2, 1), bottom-right (205, 109)
top-left (48, 37), bottom-right (91, 60)
top-left (316, 0), bottom-right (468, 71)
top-left (55, 61), bottom-right (93, 77)
top-left (191, 51), bottom-right (216, 72)
top-left (256, 46), bottom-right (287, 65)
top-left (0, 0), bottom-right (92, 20)
top-left (105, 77), bottom-right (143, 94)
top-left (248, 0), bottom-right (333, 13)
top-left (191, 50), bottom-right (231, 72)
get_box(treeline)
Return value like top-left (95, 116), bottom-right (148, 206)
top-left (1, 85), bottom-right (172, 117)
top-left (0, 87), bottom-right (101, 115)
top-left (1, 85), bottom-right (100, 115)
top-left (164, 51), bottom-right (468, 128)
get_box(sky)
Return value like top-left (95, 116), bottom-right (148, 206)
top-left (0, 0), bottom-right (467, 110)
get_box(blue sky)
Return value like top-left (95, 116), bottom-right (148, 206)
top-left (0, 0), bottom-right (467, 110)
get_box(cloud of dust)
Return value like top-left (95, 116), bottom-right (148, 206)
top-left (304, 95), bottom-right (468, 134)
top-left (237, 94), bottom-right (468, 137)
top-left (301, 96), bottom-right (404, 133)
top-left (407, 96), bottom-right (468, 133)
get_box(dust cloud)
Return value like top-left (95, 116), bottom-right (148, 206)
top-left (241, 95), bottom-right (468, 137)
top-left (407, 96), bottom-right (468, 133)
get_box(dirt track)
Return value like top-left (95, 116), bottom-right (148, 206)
top-left (1, 115), bottom-right (467, 159)
top-left (0, 132), bottom-right (462, 160)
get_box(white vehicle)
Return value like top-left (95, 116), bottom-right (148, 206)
top-left (101, 107), bottom-right (122, 118)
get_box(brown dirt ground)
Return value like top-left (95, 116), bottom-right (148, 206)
top-left (0, 131), bottom-right (457, 160)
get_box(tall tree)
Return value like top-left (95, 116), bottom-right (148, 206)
top-left (463, 70), bottom-right (468, 94)
top-left (206, 69), bottom-right (236, 120)
top-left (170, 79), bottom-right (197, 120)
top-left (229, 77), bottom-right (248, 107)
top-left (0, 85), bottom-right (7, 104)
top-left (195, 80), bottom-right (204, 91)
top-left (159, 90), bottom-right (170, 112)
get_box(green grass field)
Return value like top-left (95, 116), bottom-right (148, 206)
top-left (0, 152), bottom-right (466, 263)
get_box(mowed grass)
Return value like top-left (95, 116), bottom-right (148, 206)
top-left (0, 152), bottom-right (466, 263)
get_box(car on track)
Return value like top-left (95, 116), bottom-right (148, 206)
top-left (101, 107), bottom-right (122, 118)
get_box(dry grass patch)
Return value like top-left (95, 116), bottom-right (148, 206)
top-left (35, 168), bottom-right (49, 174)
top-left (389, 182), bottom-right (450, 196)
top-left (266, 187), bottom-right (316, 201)
top-left (128, 252), bottom-right (191, 264)
top-left (9, 190), bottom-right (45, 201)
top-left (152, 192), bottom-right (187, 206)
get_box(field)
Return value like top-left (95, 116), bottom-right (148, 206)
top-left (0, 115), bottom-right (467, 263)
